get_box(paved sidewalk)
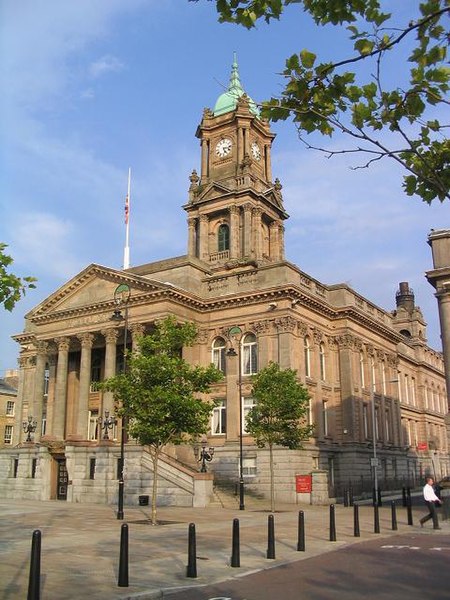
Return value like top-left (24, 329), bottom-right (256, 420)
top-left (0, 497), bottom-right (448, 599)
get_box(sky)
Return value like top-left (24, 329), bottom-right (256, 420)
top-left (0, 0), bottom-right (448, 376)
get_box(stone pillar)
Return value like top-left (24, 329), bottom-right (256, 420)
top-left (200, 139), bottom-right (208, 180)
top-left (243, 203), bottom-right (252, 258)
top-left (269, 221), bottom-right (279, 261)
top-left (43, 354), bottom-right (57, 439)
top-left (130, 322), bottom-right (145, 351)
top-left (274, 317), bottom-right (297, 369)
top-left (53, 337), bottom-right (70, 440)
top-left (199, 214), bottom-right (209, 262)
top-left (76, 333), bottom-right (94, 440)
top-left (102, 328), bottom-right (119, 416)
top-left (278, 223), bottom-right (285, 260)
top-left (187, 217), bottom-right (197, 258)
top-left (229, 205), bottom-right (240, 259)
top-left (426, 229), bottom-right (450, 408)
top-left (252, 207), bottom-right (262, 261)
top-left (336, 334), bottom-right (357, 440)
top-left (264, 143), bottom-right (272, 182)
top-left (32, 341), bottom-right (48, 441)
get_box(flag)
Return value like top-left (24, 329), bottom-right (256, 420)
top-left (124, 194), bottom-right (129, 225)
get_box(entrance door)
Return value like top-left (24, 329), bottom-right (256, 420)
top-left (57, 459), bottom-right (68, 500)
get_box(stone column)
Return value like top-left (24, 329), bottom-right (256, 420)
top-left (252, 207), bottom-right (262, 261)
top-left (201, 139), bottom-right (208, 180)
top-left (264, 143), bottom-right (272, 182)
top-left (43, 354), bottom-right (57, 439)
top-left (269, 221), bottom-right (280, 261)
top-left (199, 214), bottom-right (209, 262)
top-left (32, 341), bottom-right (48, 441)
top-left (426, 229), bottom-right (450, 408)
top-left (336, 334), bottom-right (357, 440)
top-left (243, 203), bottom-right (252, 258)
top-left (278, 223), bottom-right (285, 260)
top-left (53, 337), bottom-right (70, 440)
top-left (274, 317), bottom-right (297, 369)
top-left (102, 328), bottom-right (119, 416)
top-left (130, 322), bottom-right (145, 351)
top-left (229, 205), bottom-right (240, 259)
top-left (76, 333), bottom-right (94, 440)
top-left (187, 217), bottom-right (197, 258)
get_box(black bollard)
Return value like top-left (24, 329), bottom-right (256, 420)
top-left (406, 496), bottom-right (413, 526)
top-left (297, 511), bottom-right (305, 551)
top-left (374, 503), bottom-right (380, 533)
top-left (28, 530), bottom-right (41, 600)
top-left (267, 514), bottom-right (276, 559)
top-left (349, 486), bottom-right (354, 507)
top-left (186, 523), bottom-right (197, 578)
top-left (231, 518), bottom-right (240, 568)
top-left (329, 504), bottom-right (337, 542)
top-left (118, 523), bottom-right (129, 587)
top-left (353, 503), bottom-right (360, 537)
top-left (377, 486), bottom-right (382, 507)
top-left (391, 500), bottom-right (398, 531)
top-left (343, 488), bottom-right (349, 507)
top-left (402, 486), bottom-right (407, 507)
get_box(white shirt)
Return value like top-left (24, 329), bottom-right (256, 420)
top-left (423, 483), bottom-right (440, 502)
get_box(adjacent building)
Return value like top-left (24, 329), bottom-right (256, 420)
top-left (0, 59), bottom-right (448, 506)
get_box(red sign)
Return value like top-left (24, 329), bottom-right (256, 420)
top-left (417, 442), bottom-right (428, 451)
top-left (296, 475), bottom-right (312, 493)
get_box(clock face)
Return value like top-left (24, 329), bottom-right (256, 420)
top-left (251, 141), bottom-right (261, 161)
top-left (215, 138), bottom-right (232, 158)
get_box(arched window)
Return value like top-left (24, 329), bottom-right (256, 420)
top-left (242, 333), bottom-right (258, 375)
top-left (218, 224), bottom-right (230, 252)
top-left (304, 336), bottom-right (311, 378)
top-left (212, 337), bottom-right (227, 374)
top-left (319, 342), bottom-right (326, 381)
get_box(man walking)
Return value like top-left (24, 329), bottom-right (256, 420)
top-left (420, 477), bottom-right (443, 529)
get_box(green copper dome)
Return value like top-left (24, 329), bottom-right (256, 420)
top-left (213, 54), bottom-right (259, 117)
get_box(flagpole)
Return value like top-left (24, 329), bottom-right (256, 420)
top-left (123, 167), bottom-right (131, 269)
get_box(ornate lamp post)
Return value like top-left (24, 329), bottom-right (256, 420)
top-left (226, 326), bottom-right (245, 510)
top-left (195, 439), bottom-right (215, 472)
top-left (111, 283), bottom-right (131, 520)
top-left (98, 410), bottom-right (117, 440)
top-left (23, 416), bottom-right (37, 442)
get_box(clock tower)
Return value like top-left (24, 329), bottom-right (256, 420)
top-left (184, 56), bottom-right (288, 270)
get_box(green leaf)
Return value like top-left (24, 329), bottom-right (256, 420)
top-left (300, 49), bottom-right (316, 68)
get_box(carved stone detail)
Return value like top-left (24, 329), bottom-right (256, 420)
top-left (55, 337), bottom-right (71, 352)
top-left (77, 333), bottom-right (95, 348)
top-left (102, 328), bottom-right (120, 344)
top-left (297, 321), bottom-right (308, 337)
top-left (251, 320), bottom-right (271, 334)
top-left (335, 334), bottom-right (355, 349)
top-left (274, 316), bottom-right (297, 333)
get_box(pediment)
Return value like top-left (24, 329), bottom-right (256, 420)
top-left (27, 263), bottom-right (168, 320)
top-left (194, 181), bottom-right (233, 204)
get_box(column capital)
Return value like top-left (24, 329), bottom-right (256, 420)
top-left (229, 204), bottom-right (240, 216)
top-left (101, 328), bottom-right (120, 344)
top-left (34, 340), bottom-right (48, 355)
top-left (55, 337), bottom-right (71, 352)
top-left (78, 332), bottom-right (95, 349)
top-left (129, 322), bottom-right (145, 338)
top-left (199, 214), bottom-right (209, 223)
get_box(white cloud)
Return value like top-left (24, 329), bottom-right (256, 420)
top-left (89, 55), bottom-right (124, 79)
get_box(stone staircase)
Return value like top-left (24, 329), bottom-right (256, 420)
top-left (210, 482), bottom-right (270, 510)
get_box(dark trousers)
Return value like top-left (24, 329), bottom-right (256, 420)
top-left (420, 501), bottom-right (439, 528)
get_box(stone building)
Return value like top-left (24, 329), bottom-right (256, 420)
top-left (0, 371), bottom-right (18, 449)
top-left (0, 59), bottom-right (448, 506)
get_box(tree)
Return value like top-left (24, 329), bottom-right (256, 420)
top-left (0, 243), bottom-right (36, 311)
top-left (100, 316), bottom-right (223, 525)
top-left (199, 0), bottom-right (450, 203)
top-left (247, 362), bottom-right (313, 512)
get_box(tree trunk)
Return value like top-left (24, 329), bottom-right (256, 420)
top-left (151, 449), bottom-right (160, 525)
top-left (269, 443), bottom-right (275, 513)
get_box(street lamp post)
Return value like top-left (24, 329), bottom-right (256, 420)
top-left (98, 410), bottom-right (117, 440)
top-left (111, 283), bottom-right (131, 520)
top-left (23, 415), bottom-right (37, 442)
top-left (227, 326), bottom-right (245, 511)
top-left (195, 439), bottom-right (215, 472)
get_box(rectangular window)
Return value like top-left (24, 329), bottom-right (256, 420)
top-left (4, 425), bottom-right (13, 445)
top-left (43, 367), bottom-right (50, 396)
top-left (371, 358), bottom-right (376, 392)
top-left (374, 406), bottom-right (380, 440)
top-left (31, 458), bottom-right (37, 479)
top-left (363, 404), bottom-right (369, 439)
top-left (242, 397), bottom-right (256, 433)
top-left (322, 400), bottom-right (328, 437)
top-left (410, 377), bottom-right (416, 406)
top-left (6, 400), bottom-right (15, 416)
top-left (41, 415), bottom-right (47, 436)
top-left (13, 458), bottom-right (19, 478)
top-left (243, 344), bottom-right (258, 375)
top-left (211, 400), bottom-right (227, 435)
top-left (404, 374), bottom-right (409, 403)
top-left (242, 456), bottom-right (257, 476)
top-left (385, 409), bottom-right (390, 441)
top-left (382, 363), bottom-right (387, 395)
top-left (89, 458), bottom-right (96, 480)
top-left (88, 410), bottom-right (99, 441)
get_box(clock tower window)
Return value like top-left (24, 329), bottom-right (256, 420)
top-left (218, 224), bottom-right (230, 252)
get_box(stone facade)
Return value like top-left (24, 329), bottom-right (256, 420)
top-left (1, 61), bottom-right (448, 507)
